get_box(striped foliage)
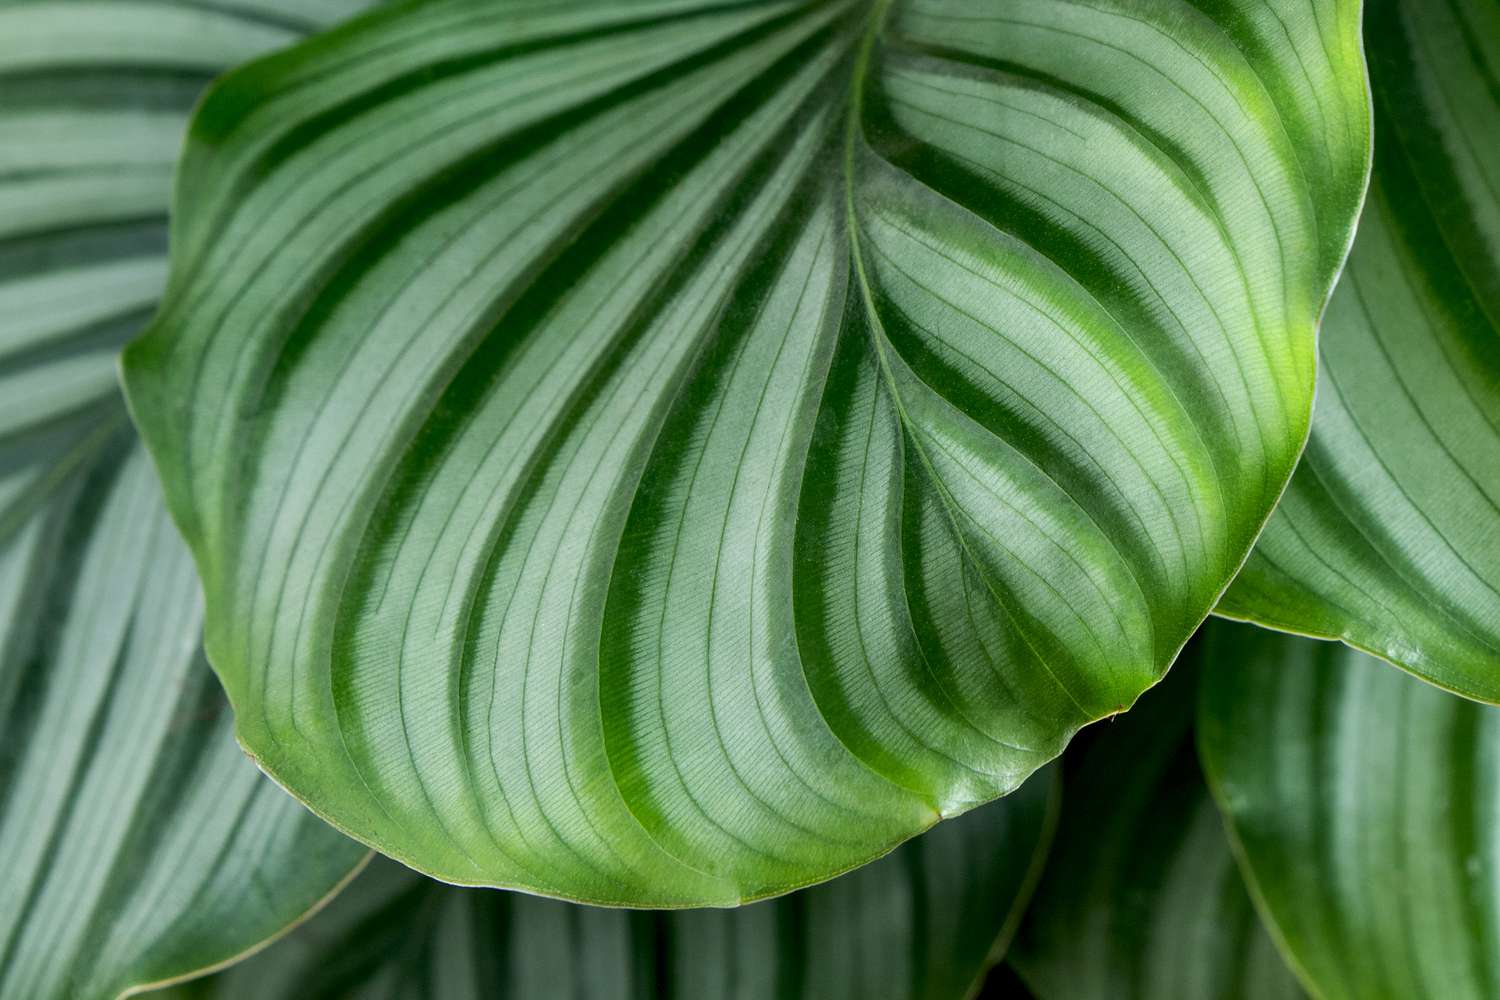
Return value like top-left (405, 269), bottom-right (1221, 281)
top-left (1199, 622), bottom-right (1500, 1000)
top-left (161, 775), bottom-right (1054, 1000)
top-left (0, 0), bottom-right (380, 534)
top-left (122, 0), bottom-right (1370, 902)
top-left (0, 4), bottom-right (377, 997)
top-left (0, 449), bottom-right (367, 1000)
top-left (1219, 0), bottom-right (1500, 702)
top-left (1010, 644), bottom-right (1302, 1000)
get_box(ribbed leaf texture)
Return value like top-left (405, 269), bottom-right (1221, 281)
top-left (1010, 643), bottom-right (1302, 1000)
top-left (158, 777), bottom-right (1054, 1000)
top-left (1219, 0), bottom-right (1500, 702)
top-left (0, 451), bottom-right (367, 1000)
top-left (0, 4), bottom-right (374, 996)
top-left (1199, 622), bottom-right (1500, 1000)
top-left (124, 0), bottom-right (1370, 903)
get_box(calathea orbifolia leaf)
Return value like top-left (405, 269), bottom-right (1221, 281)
top-left (1198, 622), bottom-right (1500, 1000)
top-left (154, 776), bottom-right (1056, 1000)
top-left (0, 451), bottom-right (368, 1000)
top-left (123, 0), bottom-right (1370, 904)
top-left (1218, 0), bottom-right (1500, 702)
top-left (0, 0), bottom-right (382, 510)
top-left (0, 4), bottom-right (378, 997)
top-left (1009, 642), bottom-right (1302, 1000)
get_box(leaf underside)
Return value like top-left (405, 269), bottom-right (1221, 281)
top-left (1199, 622), bottom-right (1500, 1000)
top-left (1218, 0), bottom-right (1500, 703)
top-left (0, 4), bottom-right (373, 997)
top-left (124, 0), bottom-right (1369, 904)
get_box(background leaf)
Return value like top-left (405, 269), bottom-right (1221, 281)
top-left (1199, 622), bottom-right (1500, 1000)
top-left (156, 773), bottom-right (1055, 1000)
top-left (0, 450), bottom-right (367, 1000)
top-left (1009, 642), bottom-right (1301, 1000)
top-left (0, 3), bottom-right (376, 996)
top-left (1217, 0), bottom-right (1500, 702)
top-left (123, 0), bottom-right (1369, 903)
top-left (0, 0), bottom-right (379, 526)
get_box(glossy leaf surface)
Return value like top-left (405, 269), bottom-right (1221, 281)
top-left (1219, 0), bottom-right (1500, 701)
top-left (1199, 622), bottom-right (1500, 1000)
top-left (1010, 645), bottom-right (1301, 1000)
top-left (0, 4), bottom-right (373, 996)
top-left (124, 0), bottom-right (1370, 902)
top-left (158, 776), bottom-right (1054, 1000)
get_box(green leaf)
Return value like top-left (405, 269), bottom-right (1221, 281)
top-left (0, 0), bottom-right (378, 536)
top-left (0, 449), bottom-right (368, 1000)
top-left (123, 0), bottom-right (1370, 903)
top-left (1217, 0), bottom-right (1500, 701)
top-left (0, 4), bottom-right (377, 996)
top-left (1009, 642), bottom-right (1302, 1000)
top-left (157, 774), bottom-right (1056, 1000)
top-left (1198, 621), bottom-right (1500, 1000)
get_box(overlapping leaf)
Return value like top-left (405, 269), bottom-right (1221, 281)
top-left (0, 4), bottom-right (375, 996)
top-left (0, 450), bottom-right (367, 1000)
top-left (0, 0), bottom-right (379, 527)
top-left (1199, 622), bottom-right (1500, 1000)
top-left (155, 777), bottom-right (1054, 1000)
top-left (1218, 0), bottom-right (1500, 701)
top-left (124, 0), bottom-right (1370, 902)
top-left (1010, 645), bottom-right (1301, 1000)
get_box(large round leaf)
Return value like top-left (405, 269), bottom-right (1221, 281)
top-left (0, 4), bottom-right (375, 997)
top-left (1199, 621), bottom-right (1500, 1000)
top-left (1217, 0), bottom-right (1500, 701)
top-left (156, 776), bottom-right (1055, 1000)
top-left (123, 0), bottom-right (1370, 903)
top-left (1009, 643), bottom-right (1301, 1000)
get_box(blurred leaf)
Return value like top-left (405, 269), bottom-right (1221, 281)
top-left (0, 449), bottom-right (368, 999)
top-left (1218, 0), bottom-right (1500, 701)
top-left (1010, 642), bottom-right (1301, 1000)
top-left (0, 3), bottom-right (377, 996)
top-left (1199, 622), bottom-right (1500, 1000)
top-left (157, 773), bottom-right (1056, 1000)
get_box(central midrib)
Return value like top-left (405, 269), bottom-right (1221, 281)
top-left (837, 0), bottom-right (1099, 720)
